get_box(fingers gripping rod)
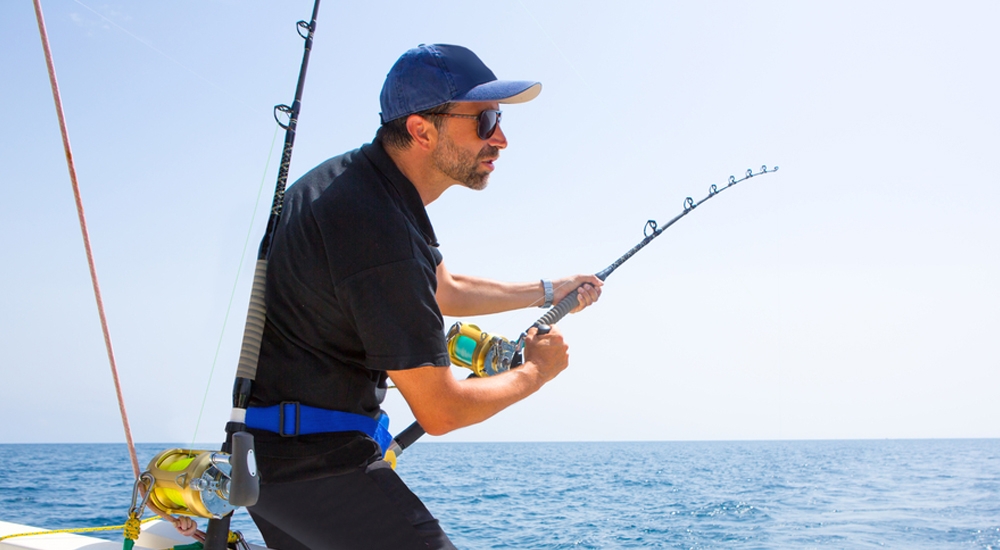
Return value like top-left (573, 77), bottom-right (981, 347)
top-left (390, 165), bottom-right (778, 455)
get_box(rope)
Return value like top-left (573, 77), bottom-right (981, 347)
top-left (32, 0), bottom-right (141, 480)
top-left (0, 517), bottom-right (158, 542)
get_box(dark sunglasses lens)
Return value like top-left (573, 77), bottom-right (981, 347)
top-left (478, 110), bottom-right (500, 139)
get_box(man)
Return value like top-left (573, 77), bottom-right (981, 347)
top-left (245, 44), bottom-right (602, 549)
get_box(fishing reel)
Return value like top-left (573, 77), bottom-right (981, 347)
top-left (446, 322), bottom-right (522, 377)
top-left (141, 433), bottom-right (259, 519)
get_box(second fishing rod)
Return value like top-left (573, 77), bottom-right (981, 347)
top-left (387, 165), bottom-right (779, 457)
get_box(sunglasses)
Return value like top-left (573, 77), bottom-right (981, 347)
top-left (427, 109), bottom-right (502, 140)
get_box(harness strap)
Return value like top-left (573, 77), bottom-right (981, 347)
top-left (245, 403), bottom-right (394, 453)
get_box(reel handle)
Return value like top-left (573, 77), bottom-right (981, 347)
top-left (227, 431), bottom-right (259, 506)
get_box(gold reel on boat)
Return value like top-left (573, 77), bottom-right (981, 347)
top-left (142, 436), bottom-right (258, 521)
top-left (141, 432), bottom-right (258, 519)
top-left (143, 448), bottom-right (238, 519)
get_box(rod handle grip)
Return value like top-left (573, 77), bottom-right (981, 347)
top-left (235, 259), bottom-right (268, 382)
top-left (534, 290), bottom-right (581, 331)
top-left (392, 422), bottom-right (426, 453)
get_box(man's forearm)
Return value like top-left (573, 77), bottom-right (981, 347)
top-left (436, 266), bottom-right (545, 316)
top-left (395, 364), bottom-right (547, 435)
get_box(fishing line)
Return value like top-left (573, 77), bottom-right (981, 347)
top-left (190, 122), bottom-right (282, 448)
top-left (514, 0), bottom-right (588, 85)
top-left (69, 0), bottom-right (255, 112)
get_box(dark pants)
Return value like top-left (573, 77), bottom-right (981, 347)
top-left (248, 460), bottom-right (456, 550)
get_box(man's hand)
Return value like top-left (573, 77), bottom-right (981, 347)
top-left (171, 516), bottom-right (204, 541)
top-left (388, 325), bottom-right (572, 436)
top-left (522, 325), bottom-right (569, 383)
top-left (550, 274), bottom-right (603, 313)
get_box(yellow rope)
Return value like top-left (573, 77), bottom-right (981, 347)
top-left (123, 514), bottom-right (142, 541)
top-left (0, 517), bottom-right (158, 542)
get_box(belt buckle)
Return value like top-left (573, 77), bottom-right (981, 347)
top-left (278, 401), bottom-right (300, 437)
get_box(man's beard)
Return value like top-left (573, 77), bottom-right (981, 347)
top-left (432, 136), bottom-right (499, 191)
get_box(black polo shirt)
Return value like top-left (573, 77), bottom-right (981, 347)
top-left (249, 141), bottom-right (450, 483)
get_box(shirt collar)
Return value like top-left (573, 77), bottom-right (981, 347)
top-left (361, 141), bottom-right (440, 247)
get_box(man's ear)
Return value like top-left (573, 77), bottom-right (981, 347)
top-left (406, 114), bottom-right (437, 151)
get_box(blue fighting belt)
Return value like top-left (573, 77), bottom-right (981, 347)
top-left (245, 403), bottom-right (394, 453)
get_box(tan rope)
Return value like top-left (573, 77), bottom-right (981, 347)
top-left (32, 0), bottom-right (140, 480)
top-left (32, 5), bottom-right (206, 540)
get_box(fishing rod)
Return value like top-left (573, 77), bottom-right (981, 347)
top-left (388, 165), bottom-right (779, 456)
top-left (130, 4), bottom-right (321, 550)
top-left (227, 0), bottom-right (320, 447)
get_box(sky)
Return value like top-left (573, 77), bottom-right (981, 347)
top-left (1, 0), bottom-right (998, 445)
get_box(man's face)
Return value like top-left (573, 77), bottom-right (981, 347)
top-left (431, 101), bottom-right (507, 190)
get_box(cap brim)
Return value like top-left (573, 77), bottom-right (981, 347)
top-left (453, 80), bottom-right (542, 104)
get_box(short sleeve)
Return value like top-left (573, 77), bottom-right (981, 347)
top-left (336, 258), bottom-right (450, 371)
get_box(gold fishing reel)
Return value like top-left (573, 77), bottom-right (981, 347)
top-left (143, 449), bottom-right (237, 519)
top-left (141, 433), bottom-right (258, 519)
top-left (446, 322), bottom-right (519, 377)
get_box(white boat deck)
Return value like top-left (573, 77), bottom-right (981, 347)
top-left (0, 520), bottom-right (264, 550)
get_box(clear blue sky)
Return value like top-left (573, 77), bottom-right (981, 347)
top-left (2, 0), bottom-right (997, 444)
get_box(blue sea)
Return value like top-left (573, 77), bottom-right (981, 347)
top-left (1, 440), bottom-right (998, 549)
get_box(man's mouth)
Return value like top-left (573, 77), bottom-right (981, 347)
top-left (479, 153), bottom-right (498, 171)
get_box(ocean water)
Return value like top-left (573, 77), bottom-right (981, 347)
top-left (1, 440), bottom-right (998, 549)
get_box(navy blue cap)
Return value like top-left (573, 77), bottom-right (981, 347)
top-left (379, 44), bottom-right (541, 124)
